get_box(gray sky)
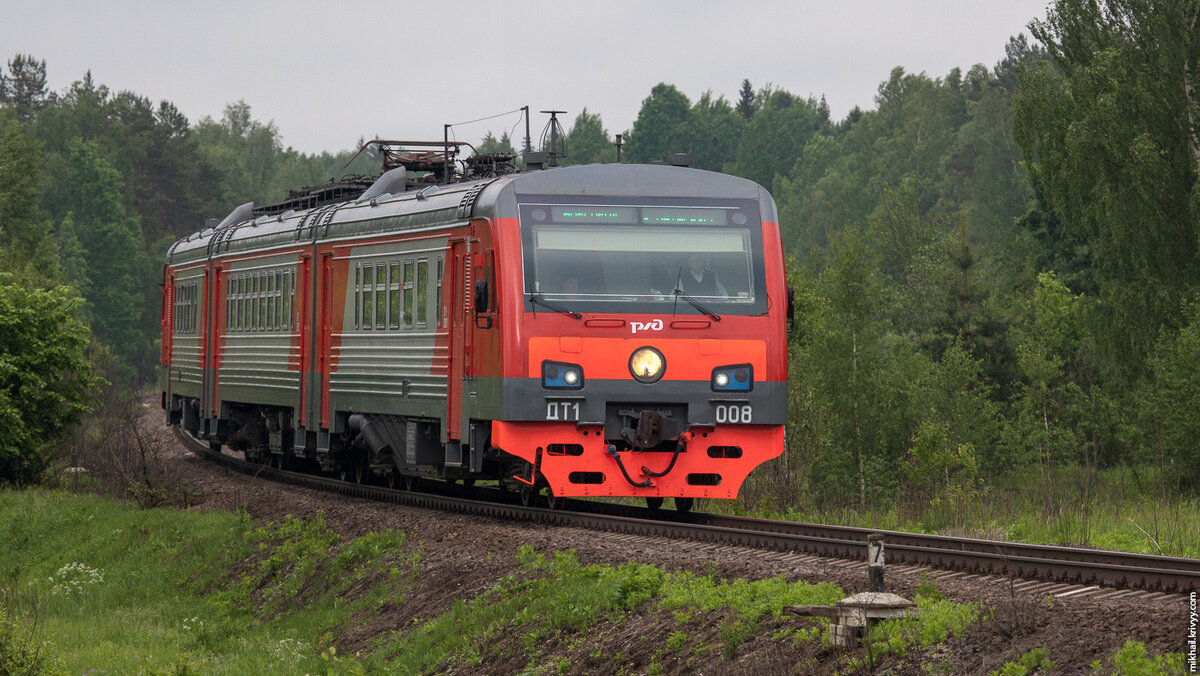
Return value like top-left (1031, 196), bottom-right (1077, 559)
top-left (3, 1), bottom-right (1050, 155)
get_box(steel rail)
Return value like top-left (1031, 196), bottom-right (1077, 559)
top-left (176, 428), bottom-right (1199, 594)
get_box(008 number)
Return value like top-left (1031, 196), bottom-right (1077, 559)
top-left (715, 404), bottom-right (753, 424)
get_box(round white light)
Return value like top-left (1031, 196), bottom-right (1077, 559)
top-left (629, 347), bottom-right (665, 383)
top-left (563, 369), bottom-right (579, 385)
top-left (715, 372), bottom-right (730, 388)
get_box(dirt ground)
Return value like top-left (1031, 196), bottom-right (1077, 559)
top-left (149, 414), bottom-right (1189, 674)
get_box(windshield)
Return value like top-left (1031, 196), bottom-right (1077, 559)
top-left (519, 201), bottom-right (767, 315)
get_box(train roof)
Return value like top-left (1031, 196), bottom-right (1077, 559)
top-left (166, 164), bottom-right (776, 266)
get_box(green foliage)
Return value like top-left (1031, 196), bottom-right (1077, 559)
top-left (477, 130), bottom-right (518, 156)
top-left (0, 607), bottom-right (62, 676)
top-left (0, 54), bottom-right (48, 125)
top-left (381, 546), bottom-right (842, 672)
top-left (859, 595), bottom-right (979, 667)
top-left (624, 83), bottom-right (692, 164)
top-left (562, 108), bottom-right (614, 165)
top-left (1013, 0), bottom-right (1200, 380)
top-left (63, 139), bottom-right (152, 370)
top-left (992, 646), bottom-right (1055, 675)
top-left (0, 273), bottom-right (102, 485)
top-left (728, 89), bottom-right (819, 190)
top-left (1140, 299), bottom-right (1200, 489)
top-left (1091, 640), bottom-right (1186, 676)
top-left (0, 123), bottom-right (57, 275)
top-left (0, 489), bottom-right (420, 673)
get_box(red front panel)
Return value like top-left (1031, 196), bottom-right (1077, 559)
top-left (493, 422), bottom-right (783, 499)
top-left (487, 216), bottom-right (789, 499)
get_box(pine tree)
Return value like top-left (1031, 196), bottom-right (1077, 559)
top-left (736, 79), bottom-right (755, 120)
top-left (0, 54), bottom-right (48, 124)
top-left (64, 139), bottom-right (148, 370)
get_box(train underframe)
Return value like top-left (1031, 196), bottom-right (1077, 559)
top-left (166, 394), bottom-right (783, 510)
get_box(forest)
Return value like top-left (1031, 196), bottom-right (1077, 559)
top-left (1, 0), bottom-right (1197, 555)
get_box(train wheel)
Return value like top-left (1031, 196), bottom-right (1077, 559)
top-left (353, 459), bottom-right (365, 484)
top-left (403, 474), bottom-right (416, 491)
top-left (463, 479), bottom-right (475, 488)
top-left (546, 490), bottom-right (560, 510)
top-left (645, 497), bottom-right (664, 510)
top-left (675, 497), bottom-right (694, 513)
top-left (386, 471), bottom-right (399, 489)
top-left (520, 484), bottom-right (535, 507)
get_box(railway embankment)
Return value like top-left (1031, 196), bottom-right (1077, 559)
top-left (0, 418), bottom-right (1188, 674)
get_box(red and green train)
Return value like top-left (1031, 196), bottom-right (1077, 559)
top-left (162, 159), bottom-right (790, 510)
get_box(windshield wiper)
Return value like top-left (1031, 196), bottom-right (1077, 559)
top-left (528, 293), bottom-right (582, 319)
top-left (673, 287), bottom-right (722, 322)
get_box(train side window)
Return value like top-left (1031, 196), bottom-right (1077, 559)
top-left (362, 264), bottom-right (374, 329)
top-left (436, 256), bottom-right (444, 326)
top-left (416, 258), bottom-right (428, 328)
top-left (237, 275), bottom-right (245, 332)
top-left (270, 272), bottom-right (278, 331)
top-left (388, 262), bottom-right (400, 329)
top-left (374, 263), bottom-right (386, 329)
top-left (267, 273), bottom-right (276, 331)
top-left (247, 273), bottom-right (255, 331)
top-left (258, 272), bottom-right (267, 331)
top-left (233, 277), bottom-right (240, 332)
top-left (287, 270), bottom-right (294, 330)
top-left (281, 271), bottom-right (289, 331)
top-left (403, 259), bottom-right (414, 328)
top-left (245, 275), bottom-right (252, 331)
top-left (353, 264), bottom-right (360, 329)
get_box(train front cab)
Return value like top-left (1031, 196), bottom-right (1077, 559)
top-left (485, 171), bottom-right (788, 503)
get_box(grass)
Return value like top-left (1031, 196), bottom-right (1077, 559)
top-left (372, 545), bottom-right (844, 673)
top-left (1, 487), bottom-right (1186, 674)
top-left (733, 464), bottom-right (1200, 558)
top-left (0, 488), bottom-right (415, 673)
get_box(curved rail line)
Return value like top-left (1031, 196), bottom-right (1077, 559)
top-left (176, 428), bottom-right (1199, 594)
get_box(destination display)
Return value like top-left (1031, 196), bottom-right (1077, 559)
top-left (546, 205), bottom-right (730, 226)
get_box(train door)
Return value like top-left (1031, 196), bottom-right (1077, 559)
top-left (296, 253), bottom-right (312, 428)
top-left (200, 267), bottom-right (213, 422)
top-left (161, 268), bottom-right (174, 409)
top-left (317, 251), bottom-right (334, 429)
top-left (445, 238), bottom-right (468, 443)
top-left (208, 265), bottom-right (225, 417)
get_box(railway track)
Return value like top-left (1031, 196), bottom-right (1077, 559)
top-left (177, 428), bottom-right (1199, 596)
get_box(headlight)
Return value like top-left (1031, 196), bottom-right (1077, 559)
top-left (542, 360), bottom-right (583, 389)
top-left (629, 347), bottom-right (665, 383)
top-left (712, 364), bottom-right (753, 392)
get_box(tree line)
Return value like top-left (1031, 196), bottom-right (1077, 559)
top-left (1, 1), bottom-right (1198, 525)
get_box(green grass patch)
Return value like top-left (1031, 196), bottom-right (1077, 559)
top-left (0, 488), bottom-right (415, 674)
top-left (844, 584), bottom-right (980, 672)
top-left (736, 464), bottom-right (1200, 558)
top-left (1090, 640), bottom-right (1186, 675)
top-left (992, 646), bottom-right (1055, 675)
top-left (374, 545), bottom-right (844, 673)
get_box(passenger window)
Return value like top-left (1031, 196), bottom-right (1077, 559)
top-left (416, 259), bottom-right (428, 327)
top-left (375, 263), bottom-right (386, 329)
top-left (403, 260), bottom-right (415, 328)
top-left (389, 263), bottom-right (401, 329)
top-left (436, 257), bottom-right (444, 326)
top-left (267, 273), bottom-right (275, 331)
top-left (362, 265), bottom-right (374, 329)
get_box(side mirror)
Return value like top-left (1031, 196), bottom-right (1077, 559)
top-left (474, 277), bottom-right (493, 329)
top-left (786, 286), bottom-right (795, 333)
top-left (474, 278), bottom-right (490, 313)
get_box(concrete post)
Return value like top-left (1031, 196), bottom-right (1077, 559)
top-left (868, 533), bottom-right (885, 592)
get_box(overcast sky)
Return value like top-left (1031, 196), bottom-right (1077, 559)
top-left (3, 1), bottom-right (1050, 156)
